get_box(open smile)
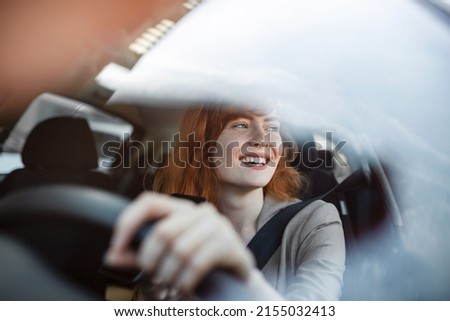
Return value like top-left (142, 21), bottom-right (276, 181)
top-left (239, 153), bottom-right (271, 169)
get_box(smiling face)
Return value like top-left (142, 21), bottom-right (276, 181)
top-left (153, 105), bottom-right (301, 205)
top-left (212, 109), bottom-right (282, 190)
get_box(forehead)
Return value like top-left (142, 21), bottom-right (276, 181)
top-left (228, 106), bottom-right (279, 121)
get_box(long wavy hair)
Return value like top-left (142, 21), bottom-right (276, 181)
top-left (152, 103), bottom-right (302, 207)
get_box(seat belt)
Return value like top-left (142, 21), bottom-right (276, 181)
top-left (247, 196), bottom-right (321, 270)
top-left (247, 169), bottom-right (363, 270)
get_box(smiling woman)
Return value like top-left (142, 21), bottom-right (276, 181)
top-left (105, 104), bottom-right (346, 300)
top-left (153, 104), bottom-right (302, 206)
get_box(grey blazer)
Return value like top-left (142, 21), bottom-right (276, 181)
top-left (256, 197), bottom-right (346, 300)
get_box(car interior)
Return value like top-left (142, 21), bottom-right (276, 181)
top-left (1, 0), bottom-right (449, 301)
top-left (0, 91), bottom-right (405, 300)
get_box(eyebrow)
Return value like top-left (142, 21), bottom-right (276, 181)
top-left (263, 116), bottom-right (280, 123)
top-left (236, 113), bottom-right (280, 122)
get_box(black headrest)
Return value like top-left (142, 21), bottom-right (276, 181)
top-left (22, 117), bottom-right (98, 171)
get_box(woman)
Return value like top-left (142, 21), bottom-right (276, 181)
top-left (105, 104), bottom-right (345, 300)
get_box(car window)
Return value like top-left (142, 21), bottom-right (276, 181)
top-left (1, 93), bottom-right (134, 171)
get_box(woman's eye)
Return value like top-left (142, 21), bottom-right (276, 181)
top-left (267, 125), bottom-right (280, 132)
top-left (232, 122), bottom-right (249, 129)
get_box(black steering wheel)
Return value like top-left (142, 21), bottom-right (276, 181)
top-left (0, 185), bottom-right (262, 300)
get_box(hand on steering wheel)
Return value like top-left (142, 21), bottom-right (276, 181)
top-left (105, 192), bottom-right (255, 296)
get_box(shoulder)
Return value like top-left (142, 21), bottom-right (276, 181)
top-left (301, 199), bottom-right (340, 222)
top-left (257, 196), bottom-right (340, 230)
top-left (282, 200), bottom-right (345, 277)
top-left (285, 199), bottom-right (342, 239)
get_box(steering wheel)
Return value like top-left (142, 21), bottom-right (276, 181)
top-left (0, 185), bottom-right (261, 300)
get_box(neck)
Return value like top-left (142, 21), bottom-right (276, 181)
top-left (217, 185), bottom-right (265, 244)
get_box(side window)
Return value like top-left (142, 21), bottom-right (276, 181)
top-left (1, 93), bottom-right (134, 173)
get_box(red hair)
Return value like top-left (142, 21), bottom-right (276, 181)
top-left (152, 104), bottom-right (302, 206)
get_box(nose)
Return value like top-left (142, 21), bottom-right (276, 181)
top-left (249, 125), bottom-right (266, 147)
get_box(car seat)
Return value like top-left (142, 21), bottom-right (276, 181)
top-left (0, 117), bottom-right (114, 196)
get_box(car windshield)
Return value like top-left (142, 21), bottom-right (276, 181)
top-left (104, 0), bottom-right (450, 300)
top-left (1, 0), bottom-right (450, 304)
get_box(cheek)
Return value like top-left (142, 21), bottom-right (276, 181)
top-left (217, 135), bottom-right (246, 160)
top-left (271, 135), bottom-right (283, 157)
top-left (216, 133), bottom-right (240, 153)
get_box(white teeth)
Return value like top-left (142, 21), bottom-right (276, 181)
top-left (240, 157), bottom-right (266, 165)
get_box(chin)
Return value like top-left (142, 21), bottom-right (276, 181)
top-left (245, 178), bottom-right (273, 188)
